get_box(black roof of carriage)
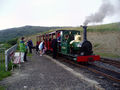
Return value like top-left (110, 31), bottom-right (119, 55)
top-left (48, 30), bottom-right (80, 34)
top-left (36, 30), bottom-right (80, 37)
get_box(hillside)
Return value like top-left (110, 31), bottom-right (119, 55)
top-left (55, 22), bottom-right (120, 32)
top-left (87, 22), bottom-right (120, 32)
top-left (0, 26), bottom-right (63, 42)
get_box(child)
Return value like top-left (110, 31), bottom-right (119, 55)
top-left (39, 41), bottom-right (44, 56)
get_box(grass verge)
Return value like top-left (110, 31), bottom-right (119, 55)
top-left (0, 62), bottom-right (12, 81)
top-left (27, 52), bottom-right (33, 58)
top-left (95, 52), bottom-right (120, 59)
top-left (0, 71), bottom-right (11, 81)
top-left (0, 61), bottom-right (12, 90)
top-left (0, 86), bottom-right (5, 90)
top-left (0, 66), bottom-right (11, 90)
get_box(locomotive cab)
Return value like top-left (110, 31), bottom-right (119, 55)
top-left (70, 34), bottom-right (93, 56)
top-left (59, 30), bottom-right (80, 55)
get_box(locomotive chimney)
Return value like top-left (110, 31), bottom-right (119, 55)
top-left (81, 25), bottom-right (87, 41)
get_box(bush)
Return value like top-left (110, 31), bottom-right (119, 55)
top-left (0, 85), bottom-right (5, 90)
top-left (7, 38), bottom-right (18, 46)
top-left (0, 71), bottom-right (11, 81)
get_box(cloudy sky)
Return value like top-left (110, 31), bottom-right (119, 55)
top-left (0, 0), bottom-right (119, 30)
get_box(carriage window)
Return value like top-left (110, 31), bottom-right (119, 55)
top-left (65, 35), bottom-right (69, 40)
top-left (53, 35), bottom-right (56, 39)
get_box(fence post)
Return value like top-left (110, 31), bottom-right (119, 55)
top-left (0, 48), bottom-right (5, 71)
top-left (0, 49), bottom-right (1, 71)
top-left (5, 50), bottom-right (8, 71)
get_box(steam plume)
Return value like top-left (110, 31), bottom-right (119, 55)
top-left (84, 0), bottom-right (114, 25)
top-left (117, 0), bottom-right (120, 14)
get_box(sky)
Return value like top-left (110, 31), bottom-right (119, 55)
top-left (0, 0), bottom-right (119, 30)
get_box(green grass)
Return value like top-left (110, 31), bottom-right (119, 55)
top-left (0, 43), bottom-right (12, 49)
top-left (95, 52), bottom-right (120, 58)
top-left (27, 53), bottom-right (32, 58)
top-left (0, 62), bottom-right (12, 81)
top-left (93, 43), bottom-right (100, 48)
top-left (0, 42), bottom-right (17, 90)
top-left (0, 71), bottom-right (11, 81)
top-left (0, 86), bottom-right (5, 90)
top-left (0, 56), bottom-right (12, 90)
top-left (0, 69), bottom-right (11, 90)
top-left (86, 22), bottom-right (120, 32)
top-left (52, 22), bottom-right (120, 32)
top-left (0, 53), bottom-right (12, 81)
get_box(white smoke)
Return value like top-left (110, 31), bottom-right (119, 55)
top-left (84, 0), bottom-right (115, 25)
top-left (117, 0), bottom-right (120, 14)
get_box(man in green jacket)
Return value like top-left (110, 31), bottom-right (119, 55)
top-left (19, 37), bottom-right (26, 62)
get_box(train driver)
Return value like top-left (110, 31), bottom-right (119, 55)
top-left (70, 35), bottom-right (82, 44)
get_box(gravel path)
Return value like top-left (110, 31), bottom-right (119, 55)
top-left (0, 52), bottom-right (99, 90)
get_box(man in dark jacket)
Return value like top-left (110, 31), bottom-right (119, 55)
top-left (27, 39), bottom-right (33, 53)
top-left (52, 38), bottom-right (57, 58)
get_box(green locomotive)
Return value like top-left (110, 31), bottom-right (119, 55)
top-left (36, 26), bottom-right (100, 62)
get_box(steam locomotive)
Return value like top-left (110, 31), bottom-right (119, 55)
top-left (36, 26), bottom-right (100, 62)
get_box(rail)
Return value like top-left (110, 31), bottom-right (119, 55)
top-left (5, 44), bottom-right (17, 71)
top-left (56, 56), bottom-right (120, 83)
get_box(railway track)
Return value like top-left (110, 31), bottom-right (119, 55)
top-left (47, 53), bottom-right (120, 83)
top-left (57, 57), bottom-right (120, 83)
top-left (100, 58), bottom-right (120, 68)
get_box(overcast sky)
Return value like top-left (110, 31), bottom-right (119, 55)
top-left (0, 0), bottom-right (119, 30)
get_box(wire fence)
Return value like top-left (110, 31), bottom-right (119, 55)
top-left (0, 48), bottom-right (5, 71)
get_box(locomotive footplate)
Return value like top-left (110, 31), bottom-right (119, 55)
top-left (88, 57), bottom-right (94, 61)
top-left (77, 55), bottom-right (100, 62)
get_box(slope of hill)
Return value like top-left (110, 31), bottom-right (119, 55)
top-left (87, 22), bottom-right (120, 32)
top-left (0, 26), bottom-right (63, 42)
top-left (55, 22), bottom-right (120, 32)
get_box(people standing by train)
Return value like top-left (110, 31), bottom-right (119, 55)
top-left (52, 36), bottom-right (57, 58)
top-left (39, 40), bottom-right (44, 56)
top-left (24, 42), bottom-right (28, 61)
top-left (19, 37), bottom-right (26, 62)
top-left (27, 39), bottom-right (33, 53)
top-left (42, 45), bottom-right (47, 54)
top-left (36, 41), bottom-right (40, 54)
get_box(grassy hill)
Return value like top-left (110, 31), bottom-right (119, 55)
top-left (55, 22), bottom-right (120, 32)
top-left (87, 22), bottom-right (120, 32)
top-left (0, 26), bottom-right (63, 42)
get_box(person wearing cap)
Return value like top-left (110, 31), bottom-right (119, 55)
top-left (70, 35), bottom-right (82, 54)
top-left (70, 35), bottom-right (81, 44)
